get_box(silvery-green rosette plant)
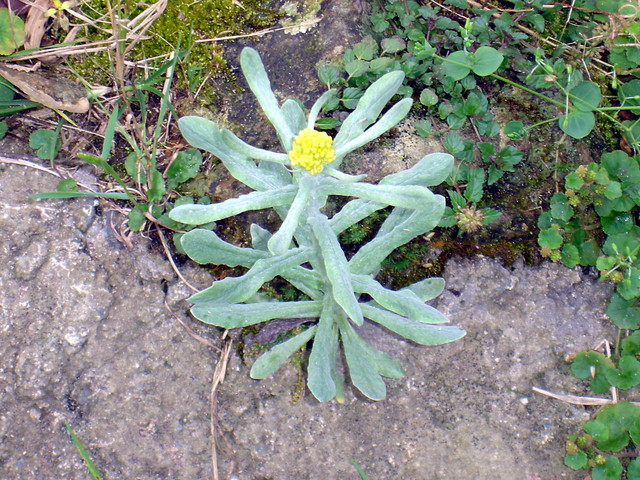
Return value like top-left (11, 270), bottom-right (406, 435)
top-left (169, 47), bottom-right (465, 402)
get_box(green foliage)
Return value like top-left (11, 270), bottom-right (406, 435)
top-left (537, 151), bottom-right (640, 326)
top-left (169, 47), bottom-right (465, 402)
top-left (0, 8), bottom-right (24, 55)
top-left (565, 402), bottom-right (640, 478)
top-left (29, 129), bottom-right (60, 161)
top-left (64, 421), bottom-right (103, 480)
top-left (31, 47), bottom-right (207, 235)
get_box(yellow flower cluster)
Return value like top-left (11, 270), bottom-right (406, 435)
top-left (288, 128), bottom-right (336, 175)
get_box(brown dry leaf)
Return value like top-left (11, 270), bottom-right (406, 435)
top-left (0, 63), bottom-right (89, 113)
top-left (24, 0), bottom-right (48, 50)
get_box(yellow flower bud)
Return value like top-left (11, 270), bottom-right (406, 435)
top-left (288, 128), bottom-right (336, 175)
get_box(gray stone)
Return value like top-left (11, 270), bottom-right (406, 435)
top-left (0, 156), bottom-right (616, 480)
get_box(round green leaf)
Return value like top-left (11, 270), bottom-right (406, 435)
top-left (564, 451), bottom-right (588, 470)
top-left (471, 46), bottom-right (504, 76)
top-left (591, 456), bottom-right (622, 480)
top-left (538, 227), bottom-right (563, 249)
top-left (443, 51), bottom-right (472, 80)
top-left (569, 81), bottom-right (601, 112)
top-left (419, 88), bottom-right (438, 106)
top-left (559, 111), bottom-right (595, 139)
top-left (0, 8), bottom-right (24, 55)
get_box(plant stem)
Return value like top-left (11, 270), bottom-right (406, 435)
top-left (489, 72), bottom-right (566, 109)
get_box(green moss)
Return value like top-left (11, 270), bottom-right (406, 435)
top-left (67, 0), bottom-right (281, 100)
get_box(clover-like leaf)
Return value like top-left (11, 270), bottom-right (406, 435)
top-left (605, 355), bottom-right (640, 389)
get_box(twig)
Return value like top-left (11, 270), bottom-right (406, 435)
top-left (211, 340), bottom-right (234, 480)
top-left (532, 386), bottom-right (629, 406)
top-left (163, 298), bottom-right (220, 352)
top-left (156, 226), bottom-right (199, 293)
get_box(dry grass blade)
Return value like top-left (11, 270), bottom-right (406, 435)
top-left (532, 386), bottom-right (640, 406)
top-left (156, 226), bottom-right (199, 293)
top-left (211, 339), bottom-right (234, 480)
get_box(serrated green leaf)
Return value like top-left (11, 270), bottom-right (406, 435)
top-left (128, 208), bottom-right (146, 232)
top-left (166, 149), bottom-right (203, 189)
top-left (564, 451), bottom-right (588, 470)
top-left (605, 355), bottom-right (640, 389)
top-left (627, 457), bottom-right (640, 480)
top-left (591, 456), bottom-right (622, 480)
top-left (29, 129), bottom-right (59, 161)
top-left (538, 228), bottom-right (563, 249)
top-left (419, 88), bottom-right (438, 106)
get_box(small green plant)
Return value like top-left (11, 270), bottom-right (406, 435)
top-left (0, 8), bottom-right (24, 55)
top-left (565, 335), bottom-right (640, 478)
top-left (31, 43), bottom-right (208, 245)
top-left (168, 47), bottom-right (465, 402)
top-left (64, 420), bottom-right (103, 480)
top-left (537, 150), bottom-right (640, 326)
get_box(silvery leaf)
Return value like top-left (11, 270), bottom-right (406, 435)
top-left (250, 223), bottom-right (271, 251)
top-left (320, 177), bottom-right (434, 210)
top-left (221, 129), bottom-right (289, 163)
top-left (352, 274), bottom-right (449, 323)
top-left (268, 174), bottom-right (315, 255)
top-left (240, 47), bottom-right (294, 151)
top-left (307, 89), bottom-right (337, 129)
top-left (250, 326), bottom-right (318, 379)
top-left (178, 116), bottom-right (288, 191)
top-left (334, 98), bottom-right (412, 158)
top-left (349, 195), bottom-right (445, 275)
top-left (338, 316), bottom-right (386, 400)
top-left (333, 71), bottom-right (405, 151)
top-left (191, 300), bottom-right (322, 328)
top-left (338, 316), bottom-right (404, 379)
top-left (380, 152), bottom-right (454, 187)
top-left (404, 277), bottom-right (445, 302)
top-left (307, 301), bottom-right (339, 402)
top-left (281, 98), bottom-right (307, 134)
top-left (309, 211), bottom-right (363, 325)
top-left (181, 228), bottom-right (267, 267)
top-left (169, 185), bottom-right (298, 225)
top-left (361, 304), bottom-right (466, 345)
top-left (189, 247), bottom-right (311, 304)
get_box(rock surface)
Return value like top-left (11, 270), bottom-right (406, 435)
top-left (0, 155), bottom-right (615, 480)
